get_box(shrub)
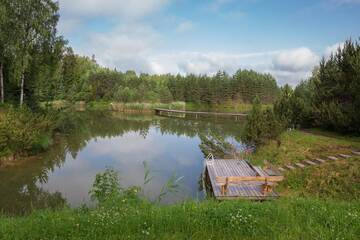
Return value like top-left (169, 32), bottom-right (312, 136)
top-left (243, 98), bottom-right (283, 146)
top-left (0, 107), bottom-right (57, 159)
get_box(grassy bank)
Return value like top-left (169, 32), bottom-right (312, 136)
top-left (248, 129), bottom-right (360, 201)
top-left (0, 197), bottom-right (359, 239)
top-left (185, 102), bottom-right (272, 113)
top-left (249, 129), bottom-right (360, 166)
top-left (41, 100), bottom-right (260, 113)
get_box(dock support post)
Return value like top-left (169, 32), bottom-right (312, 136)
top-left (221, 177), bottom-right (229, 195)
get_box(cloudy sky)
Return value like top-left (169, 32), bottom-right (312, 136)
top-left (57, 0), bottom-right (360, 86)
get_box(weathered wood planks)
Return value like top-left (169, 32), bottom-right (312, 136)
top-left (205, 159), bottom-right (283, 200)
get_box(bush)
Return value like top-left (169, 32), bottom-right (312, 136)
top-left (0, 107), bottom-right (57, 159)
top-left (243, 98), bottom-right (283, 146)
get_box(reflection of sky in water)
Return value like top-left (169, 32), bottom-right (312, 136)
top-left (39, 127), bottom-right (204, 207)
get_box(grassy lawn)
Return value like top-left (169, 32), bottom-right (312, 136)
top-left (279, 157), bottom-right (360, 200)
top-left (249, 129), bottom-right (360, 166)
top-left (0, 198), bottom-right (359, 240)
top-left (185, 102), bottom-right (272, 113)
top-left (247, 129), bottom-right (360, 201)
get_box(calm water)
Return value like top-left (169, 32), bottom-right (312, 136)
top-left (0, 111), bottom-right (246, 215)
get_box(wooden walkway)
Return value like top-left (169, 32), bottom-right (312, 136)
top-left (276, 151), bottom-right (360, 173)
top-left (205, 158), bottom-right (284, 200)
top-left (154, 108), bottom-right (247, 119)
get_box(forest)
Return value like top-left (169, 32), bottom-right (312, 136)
top-left (1, 0), bottom-right (359, 161)
top-left (0, 1), bottom-right (279, 107)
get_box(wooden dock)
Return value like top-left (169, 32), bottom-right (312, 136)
top-left (154, 108), bottom-right (247, 119)
top-left (205, 158), bottom-right (284, 200)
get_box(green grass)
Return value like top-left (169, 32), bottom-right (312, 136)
top-left (279, 157), bottom-right (360, 201)
top-left (185, 102), bottom-right (272, 113)
top-left (0, 198), bottom-right (359, 240)
top-left (49, 101), bottom-right (187, 112)
top-left (247, 129), bottom-right (360, 201)
top-left (41, 100), bottom-right (272, 113)
top-left (249, 129), bottom-right (360, 166)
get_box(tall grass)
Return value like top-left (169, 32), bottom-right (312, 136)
top-left (0, 198), bottom-right (359, 239)
top-left (0, 167), bottom-right (359, 239)
top-left (185, 101), bottom-right (273, 113)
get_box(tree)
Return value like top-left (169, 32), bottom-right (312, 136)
top-left (0, 1), bottom-right (10, 104)
top-left (5, 0), bottom-right (60, 106)
top-left (243, 97), bottom-right (283, 146)
top-left (313, 39), bottom-right (360, 133)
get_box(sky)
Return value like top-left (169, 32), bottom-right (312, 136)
top-left (57, 0), bottom-right (360, 86)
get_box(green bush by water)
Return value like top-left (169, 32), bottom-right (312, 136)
top-left (0, 107), bottom-right (58, 159)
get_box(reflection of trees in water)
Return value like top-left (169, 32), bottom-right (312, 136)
top-left (0, 146), bottom-right (67, 215)
top-left (0, 111), bottom-right (245, 215)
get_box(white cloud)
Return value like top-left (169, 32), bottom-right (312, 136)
top-left (272, 47), bottom-right (319, 72)
top-left (325, 42), bottom-right (344, 56)
top-left (176, 21), bottom-right (195, 33)
top-left (57, 1), bottom-right (345, 87)
top-left (79, 34), bottom-right (322, 86)
top-left (57, 18), bottom-right (83, 36)
top-left (59, 0), bottom-right (169, 19)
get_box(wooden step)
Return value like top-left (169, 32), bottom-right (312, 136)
top-left (304, 160), bottom-right (317, 166)
top-left (338, 154), bottom-right (351, 159)
top-left (295, 163), bottom-right (306, 168)
top-left (278, 167), bottom-right (286, 172)
top-left (352, 151), bottom-right (360, 156)
top-left (314, 158), bottom-right (326, 164)
top-left (285, 165), bottom-right (296, 170)
top-left (327, 156), bottom-right (338, 161)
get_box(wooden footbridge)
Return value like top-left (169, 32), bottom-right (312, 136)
top-left (154, 108), bottom-right (247, 120)
top-left (204, 155), bottom-right (284, 200)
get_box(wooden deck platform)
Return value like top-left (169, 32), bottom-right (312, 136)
top-left (154, 108), bottom-right (247, 119)
top-left (205, 159), bottom-right (284, 200)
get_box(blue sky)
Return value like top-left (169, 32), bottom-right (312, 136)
top-left (57, 0), bottom-right (360, 85)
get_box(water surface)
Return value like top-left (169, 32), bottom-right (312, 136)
top-left (0, 111), bottom-right (245, 215)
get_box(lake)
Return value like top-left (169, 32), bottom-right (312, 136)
top-left (0, 111), bottom-right (246, 215)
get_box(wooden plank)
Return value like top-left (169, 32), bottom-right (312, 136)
top-left (285, 165), bottom-right (296, 170)
top-left (253, 166), bottom-right (269, 177)
top-left (338, 154), bottom-right (351, 159)
top-left (314, 158), bottom-right (326, 164)
top-left (304, 160), bottom-right (317, 166)
top-left (327, 156), bottom-right (338, 161)
top-left (352, 151), bottom-right (360, 156)
top-left (278, 167), bottom-right (286, 172)
top-left (215, 175), bottom-right (284, 184)
top-left (295, 163), bottom-right (306, 168)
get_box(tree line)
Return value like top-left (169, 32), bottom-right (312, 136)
top-left (244, 38), bottom-right (360, 146)
top-left (275, 39), bottom-right (360, 134)
top-left (0, 1), bottom-right (280, 107)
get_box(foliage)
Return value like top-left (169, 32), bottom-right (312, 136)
top-left (249, 129), bottom-right (360, 166)
top-left (0, 197), bottom-right (359, 239)
top-left (275, 39), bottom-right (360, 133)
top-left (243, 98), bottom-right (283, 146)
top-left (274, 84), bottom-right (310, 128)
top-left (0, 107), bottom-right (57, 158)
top-left (89, 168), bottom-right (123, 203)
top-left (282, 157), bottom-right (360, 201)
top-left (313, 39), bottom-right (360, 133)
